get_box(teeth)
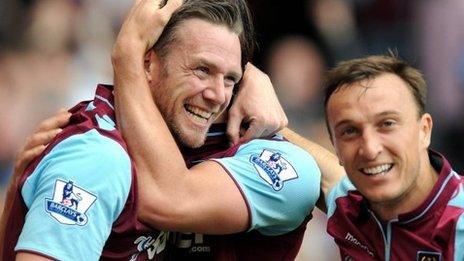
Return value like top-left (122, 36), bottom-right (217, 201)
top-left (362, 164), bottom-right (392, 175)
top-left (184, 104), bottom-right (213, 121)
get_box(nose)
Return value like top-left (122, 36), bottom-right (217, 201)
top-left (203, 76), bottom-right (226, 105)
top-left (358, 129), bottom-right (382, 160)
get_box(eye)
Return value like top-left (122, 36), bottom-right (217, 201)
top-left (380, 119), bottom-right (396, 129)
top-left (340, 126), bottom-right (359, 138)
top-left (224, 76), bottom-right (237, 88)
top-left (195, 66), bottom-right (209, 77)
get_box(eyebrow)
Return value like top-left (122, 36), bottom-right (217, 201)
top-left (197, 58), bottom-right (242, 81)
top-left (333, 110), bottom-right (400, 130)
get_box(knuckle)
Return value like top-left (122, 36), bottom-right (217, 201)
top-left (25, 136), bottom-right (33, 145)
top-left (282, 117), bottom-right (289, 126)
top-left (262, 73), bottom-right (271, 81)
top-left (156, 12), bottom-right (170, 26)
top-left (35, 124), bottom-right (45, 132)
top-left (47, 130), bottom-right (57, 140)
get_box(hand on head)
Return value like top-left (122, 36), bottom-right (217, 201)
top-left (227, 63), bottom-right (288, 145)
top-left (113, 0), bottom-right (183, 58)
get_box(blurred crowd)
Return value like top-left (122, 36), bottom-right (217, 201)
top-left (1, 0), bottom-right (463, 260)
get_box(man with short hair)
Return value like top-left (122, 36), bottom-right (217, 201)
top-left (112, 0), bottom-right (321, 259)
top-left (1, 0), bottom-right (322, 260)
top-left (323, 53), bottom-right (464, 260)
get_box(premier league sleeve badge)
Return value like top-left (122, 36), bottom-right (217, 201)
top-left (45, 179), bottom-right (97, 226)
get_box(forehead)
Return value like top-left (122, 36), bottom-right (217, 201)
top-left (327, 73), bottom-right (417, 124)
top-left (170, 18), bottom-right (242, 72)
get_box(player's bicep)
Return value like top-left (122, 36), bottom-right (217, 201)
top-left (184, 161), bottom-right (249, 233)
top-left (213, 139), bottom-right (321, 236)
top-left (16, 130), bottom-right (131, 260)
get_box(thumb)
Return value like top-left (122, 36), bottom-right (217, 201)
top-left (226, 111), bottom-right (244, 146)
top-left (239, 120), bottom-right (265, 143)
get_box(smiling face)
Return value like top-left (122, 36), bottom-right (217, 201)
top-left (146, 18), bottom-right (242, 148)
top-left (326, 73), bottom-right (433, 211)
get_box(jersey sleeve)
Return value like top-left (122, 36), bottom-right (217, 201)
top-left (454, 212), bottom-right (464, 260)
top-left (326, 175), bottom-right (356, 218)
top-left (449, 177), bottom-right (464, 261)
top-left (212, 138), bottom-right (321, 236)
top-left (15, 129), bottom-right (132, 260)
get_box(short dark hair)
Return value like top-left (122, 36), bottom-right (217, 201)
top-left (324, 52), bottom-right (427, 121)
top-left (156, 0), bottom-right (255, 70)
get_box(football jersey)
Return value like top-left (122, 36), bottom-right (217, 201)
top-left (2, 84), bottom-right (321, 261)
top-left (170, 133), bottom-right (321, 260)
top-left (326, 150), bottom-right (464, 261)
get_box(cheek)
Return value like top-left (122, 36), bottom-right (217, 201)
top-left (335, 141), bottom-right (356, 163)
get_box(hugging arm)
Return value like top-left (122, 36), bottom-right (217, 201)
top-left (280, 128), bottom-right (345, 212)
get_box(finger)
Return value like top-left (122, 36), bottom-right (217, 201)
top-left (36, 111), bottom-right (71, 132)
top-left (24, 128), bottom-right (63, 150)
top-left (240, 122), bottom-right (266, 143)
top-left (226, 110), bottom-right (244, 146)
top-left (57, 107), bottom-right (68, 113)
top-left (156, 0), bottom-right (183, 26)
top-left (162, 0), bottom-right (183, 13)
top-left (14, 145), bottom-right (46, 176)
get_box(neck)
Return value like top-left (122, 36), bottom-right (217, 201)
top-left (372, 154), bottom-right (439, 221)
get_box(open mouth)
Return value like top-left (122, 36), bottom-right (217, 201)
top-left (184, 104), bottom-right (214, 124)
top-left (360, 164), bottom-right (393, 176)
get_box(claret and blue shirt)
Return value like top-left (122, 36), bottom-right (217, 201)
top-left (326, 150), bottom-right (464, 261)
top-left (2, 84), bottom-right (321, 260)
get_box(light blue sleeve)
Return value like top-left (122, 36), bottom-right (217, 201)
top-left (449, 176), bottom-right (464, 261)
top-left (454, 213), bottom-right (464, 260)
top-left (212, 138), bottom-right (321, 236)
top-left (326, 175), bottom-right (356, 218)
top-left (15, 129), bottom-right (132, 261)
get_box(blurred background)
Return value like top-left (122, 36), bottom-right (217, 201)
top-left (1, 0), bottom-right (463, 259)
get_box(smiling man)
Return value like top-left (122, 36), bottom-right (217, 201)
top-left (324, 54), bottom-right (464, 260)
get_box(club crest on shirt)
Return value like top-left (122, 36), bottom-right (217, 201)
top-left (250, 149), bottom-right (298, 191)
top-left (45, 179), bottom-right (97, 226)
top-left (416, 251), bottom-right (442, 261)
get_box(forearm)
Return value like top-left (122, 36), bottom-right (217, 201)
top-left (112, 55), bottom-right (246, 233)
top-left (280, 128), bottom-right (345, 211)
top-left (112, 45), bottom-right (189, 202)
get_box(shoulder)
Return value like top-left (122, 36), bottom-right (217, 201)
top-left (212, 137), bottom-right (321, 236)
top-left (50, 129), bottom-right (128, 164)
top-left (326, 176), bottom-right (357, 217)
top-left (17, 129), bottom-right (132, 260)
top-left (224, 137), bottom-right (321, 194)
top-left (22, 129), bottom-right (132, 208)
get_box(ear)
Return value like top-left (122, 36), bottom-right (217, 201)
top-left (419, 113), bottom-right (433, 149)
top-left (144, 49), bottom-right (161, 83)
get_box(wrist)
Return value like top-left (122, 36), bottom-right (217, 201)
top-left (112, 35), bottom-right (146, 64)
